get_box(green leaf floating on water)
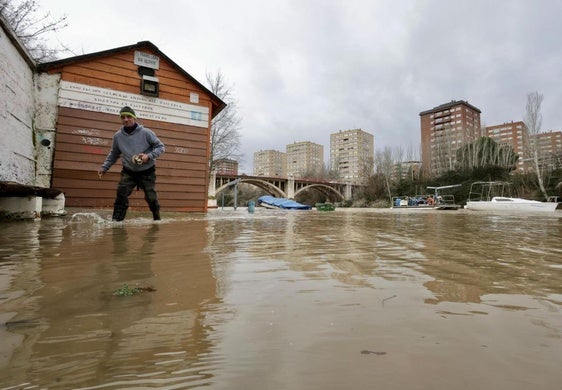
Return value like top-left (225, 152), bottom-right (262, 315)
top-left (112, 284), bottom-right (155, 296)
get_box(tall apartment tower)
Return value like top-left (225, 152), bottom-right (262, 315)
top-left (253, 150), bottom-right (287, 177)
top-left (485, 121), bottom-right (529, 172)
top-left (286, 141), bottom-right (324, 178)
top-left (330, 129), bottom-right (374, 184)
top-left (420, 100), bottom-right (482, 176)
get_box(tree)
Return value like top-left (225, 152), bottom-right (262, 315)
top-left (456, 137), bottom-right (518, 171)
top-left (0, 0), bottom-right (68, 61)
top-left (374, 146), bottom-right (395, 202)
top-left (524, 91), bottom-right (549, 200)
top-left (205, 71), bottom-right (242, 176)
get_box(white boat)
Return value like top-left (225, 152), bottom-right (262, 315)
top-left (465, 181), bottom-right (558, 213)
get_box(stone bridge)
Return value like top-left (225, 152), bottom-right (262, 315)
top-left (209, 173), bottom-right (359, 202)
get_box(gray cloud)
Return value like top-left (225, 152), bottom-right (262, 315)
top-left (42, 0), bottom-right (562, 172)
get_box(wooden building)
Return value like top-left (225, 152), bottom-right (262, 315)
top-left (37, 41), bottom-right (225, 212)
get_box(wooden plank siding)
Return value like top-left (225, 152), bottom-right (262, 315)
top-left (44, 43), bottom-right (223, 212)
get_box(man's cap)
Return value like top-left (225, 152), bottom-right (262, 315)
top-left (119, 106), bottom-right (137, 118)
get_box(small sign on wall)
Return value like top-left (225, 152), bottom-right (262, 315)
top-left (134, 51), bottom-right (160, 69)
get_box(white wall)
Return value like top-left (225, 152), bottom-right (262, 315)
top-left (0, 20), bottom-right (36, 185)
top-left (34, 73), bottom-right (60, 187)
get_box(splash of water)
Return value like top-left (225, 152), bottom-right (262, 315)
top-left (69, 212), bottom-right (109, 224)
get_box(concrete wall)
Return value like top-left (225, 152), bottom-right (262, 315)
top-left (34, 73), bottom-right (60, 187)
top-left (0, 18), bottom-right (36, 185)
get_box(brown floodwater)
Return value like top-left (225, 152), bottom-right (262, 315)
top-left (0, 207), bottom-right (561, 389)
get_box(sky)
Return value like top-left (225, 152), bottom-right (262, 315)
top-left (38, 0), bottom-right (562, 173)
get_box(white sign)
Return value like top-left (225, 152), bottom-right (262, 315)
top-left (58, 81), bottom-right (209, 128)
top-left (134, 51), bottom-right (160, 69)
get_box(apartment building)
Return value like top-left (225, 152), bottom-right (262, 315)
top-left (485, 121), bottom-right (529, 172)
top-left (392, 161), bottom-right (422, 182)
top-left (420, 100), bottom-right (481, 176)
top-left (213, 158), bottom-right (239, 175)
top-left (330, 129), bottom-right (374, 184)
top-left (286, 141), bottom-right (324, 178)
top-left (484, 123), bottom-right (562, 172)
top-left (531, 130), bottom-right (562, 169)
top-left (253, 150), bottom-right (287, 177)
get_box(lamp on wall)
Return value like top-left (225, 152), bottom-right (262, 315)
top-left (137, 65), bottom-right (159, 97)
top-left (141, 75), bottom-right (159, 97)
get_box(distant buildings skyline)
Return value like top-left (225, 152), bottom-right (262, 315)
top-left (252, 129), bottom-right (375, 184)
top-left (237, 99), bottom-right (561, 179)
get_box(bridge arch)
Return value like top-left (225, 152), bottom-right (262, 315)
top-left (215, 178), bottom-right (287, 198)
top-left (293, 184), bottom-right (345, 201)
top-left (211, 173), bottom-right (358, 202)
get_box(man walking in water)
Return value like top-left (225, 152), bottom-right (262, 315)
top-left (98, 106), bottom-right (165, 221)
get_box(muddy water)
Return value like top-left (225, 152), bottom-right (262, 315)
top-left (0, 208), bottom-right (561, 389)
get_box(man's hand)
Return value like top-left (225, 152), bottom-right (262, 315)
top-left (98, 168), bottom-right (106, 178)
top-left (139, 153), bottom-right (150, 163)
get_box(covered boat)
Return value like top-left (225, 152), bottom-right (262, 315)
top-left (257, 196), bottom-right (312, 210)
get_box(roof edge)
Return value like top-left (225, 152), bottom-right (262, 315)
top-left (0, 12), bottom-right (36, 68)
top-left (419, 100), bottom-right (482, 116)
top-left (38, 40), bottom-right (226, 117)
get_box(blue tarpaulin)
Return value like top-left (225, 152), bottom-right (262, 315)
top-left (257, 196), bottom-right (312, 210)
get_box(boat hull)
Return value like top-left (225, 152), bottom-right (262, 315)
top-left (465, 198), bottom-right (558, 213)
top-left (391, 204), bottom-right (461, 210)
top-left (391, 193), bottom-right (461, 211)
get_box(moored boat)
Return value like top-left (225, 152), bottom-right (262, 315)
top-left (316, 203), bottom-right (336, 211)
top-left (465, 181), bottom-right (558, 213)
top-left (257, 196), bottom-right (312, 210)
top-left (391, 184), bottom-right (462, 210)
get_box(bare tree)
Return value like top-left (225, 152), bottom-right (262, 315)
top-left (205, 71), bottom-right (242, 176)
top-left (0, 0), bottom-right (68, 61)
top-left (322, 162), bottom-right (340, 181)
top-left (374, 147), bottom-right (395, 202)
top-left (524, 91), bottom-right (549, 200)
top-left (358, 156), bottom-right (374, 184)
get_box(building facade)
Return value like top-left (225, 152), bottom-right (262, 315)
top-left (531, 130), bottom-right (562, 170)
top-left (253, 150), bottom-right (287, 176)
top-left (484, 122), bottom-right (562, 172)
top-left (485, 121), bottom-right (529, 172)
top-left (392, 161), bottom-right (422, 182)
top-left (330, 129), bottom-right (374, 184)
top-left (213, 158), bottom-right (239, 175)
top-left (286, 141), bottom-right (324, 178)
top-left (420, 100), bottom-right (482, 176)
top-left (37, 41), bottom-right (225, 212)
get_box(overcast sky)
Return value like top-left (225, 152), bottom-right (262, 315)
top-left (40, 0), bottom-right (562, 173)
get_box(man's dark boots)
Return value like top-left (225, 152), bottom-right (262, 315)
top-left (149, 202), bottom-right (161, 221)
top-left (112, 205), bottom-right (127, 221)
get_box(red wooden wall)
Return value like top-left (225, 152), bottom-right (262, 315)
top-left (44, 44), bottom-right (220, 212)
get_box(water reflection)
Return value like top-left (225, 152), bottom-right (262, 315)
top-left (0, 209), bottom-right (561, 389)
top-left (1, 215), bottom-right (219, 388)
